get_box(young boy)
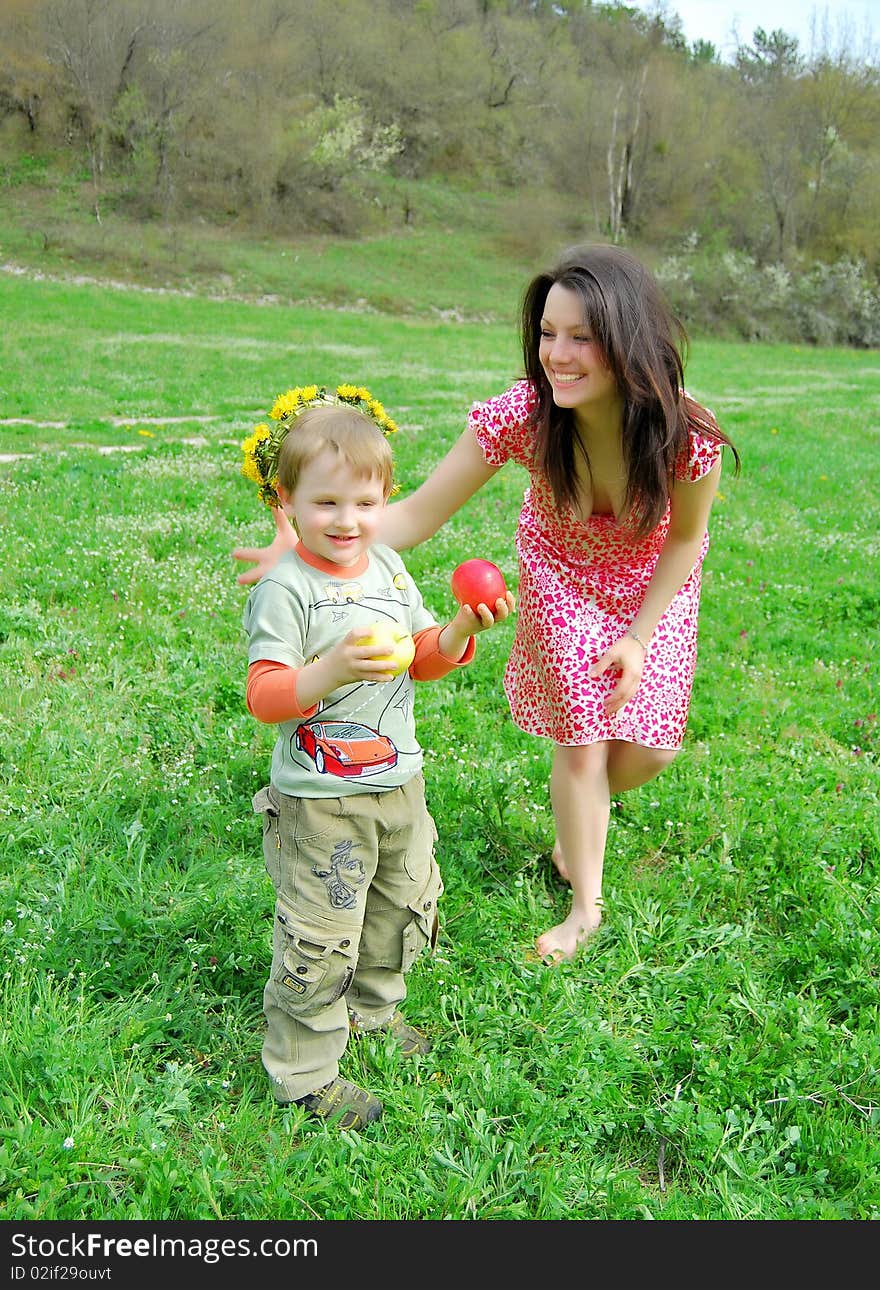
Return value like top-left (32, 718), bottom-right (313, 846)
top-left (242, 394), bottom-right (513, 1129)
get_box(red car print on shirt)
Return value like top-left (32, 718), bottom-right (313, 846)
top-left (294, 720), bottom-right (399, 777)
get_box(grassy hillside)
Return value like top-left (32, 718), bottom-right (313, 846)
top-left (1, 242), bottom-right (878, 1226)
top-left (0, 167), bottom-right (570, 321)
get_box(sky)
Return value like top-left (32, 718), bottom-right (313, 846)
top-left (645, 0), bottom-right (879, 60)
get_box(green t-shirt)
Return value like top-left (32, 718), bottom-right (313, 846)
top-left (243, 543), bottom-right (437, 796)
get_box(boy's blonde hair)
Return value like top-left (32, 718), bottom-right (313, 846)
top-left (276, 404), bottom-right (395, 498)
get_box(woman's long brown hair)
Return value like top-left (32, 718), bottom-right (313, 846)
top-left (521, 243), bottom-right (740, 539)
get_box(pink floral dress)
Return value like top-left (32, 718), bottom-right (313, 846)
top-left (469, 380), bottom-right (723, 749)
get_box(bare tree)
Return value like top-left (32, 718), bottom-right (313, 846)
top-left (732, 27), bottom-right (806, 260)
top-left (606, 62), bottom-right (648, 243)
top-left (797, 49), bottom-right (880, 256)
top-left (566, 5), bottom-right (666, 243)
top-left (38, 0), bottom-right (149, 219)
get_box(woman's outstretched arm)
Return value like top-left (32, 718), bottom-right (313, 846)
top-left (232, 424), bottom-right (500, 584)
top-left (377, 425), bottom-right (500, 551)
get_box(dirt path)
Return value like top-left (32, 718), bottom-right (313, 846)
top-left (0, 430), bottom-right (215, 464)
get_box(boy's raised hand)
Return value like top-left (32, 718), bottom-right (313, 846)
top-left (438, 590), bottom-right (516, 663)
top-left (452, 590), bottom-right (516, 635)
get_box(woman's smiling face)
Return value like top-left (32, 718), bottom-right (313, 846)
top-left (538, 282), bottom-right (621, 419)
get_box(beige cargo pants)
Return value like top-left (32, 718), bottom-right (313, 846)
top-left (252, 775), bottom-right (442, 1103)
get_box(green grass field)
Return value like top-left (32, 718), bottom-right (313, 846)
top-left (1, 265), bottom-right (878, 1223)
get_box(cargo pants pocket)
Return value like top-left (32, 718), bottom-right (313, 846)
top-left (253, 784), bottom-right (283, 886)
top-left (400, 860), bottom-right (443, 973)
top-left (271, 894), bottom-right (358, 1019)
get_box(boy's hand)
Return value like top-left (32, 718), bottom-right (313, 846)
top-left (452, 590), bottom-right (516, 636)
top-left (328, 627), bottom-right (411, 687)
top-left (294, 628), bottom-right (412, 711)
top-left (439, 590), bottom-right (515, 662)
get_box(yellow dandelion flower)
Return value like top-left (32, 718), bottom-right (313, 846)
top-left (241, 424), bottom-right (270, 456)
top-left (241, 455), bottom-right (263, 484)
top-left (271, 392), bottom-right (296, 419)
top-left (243, 380), bottom-right (398, 508)
top-left (138, 428), bottom-right (155, 438)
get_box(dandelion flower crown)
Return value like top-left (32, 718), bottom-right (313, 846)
top-left (241, 383), bottom-right (399, 508)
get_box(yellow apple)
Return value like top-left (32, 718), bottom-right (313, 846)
top-left (359, 622), bottom-right (416, 677)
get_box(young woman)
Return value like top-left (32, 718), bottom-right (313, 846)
top-left (234, 244), bottom-right (739, 963)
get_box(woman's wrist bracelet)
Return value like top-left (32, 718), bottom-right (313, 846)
top-left (627, 628), bottom-right (648, 650)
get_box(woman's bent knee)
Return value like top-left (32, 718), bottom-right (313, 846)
top-left (608, 743), bottom-right (678, 793)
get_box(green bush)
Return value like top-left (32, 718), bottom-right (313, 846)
top-left (657, 241), bottom-right (880, 347)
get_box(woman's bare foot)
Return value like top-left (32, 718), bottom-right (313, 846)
top-left (535, 904), bottom-right (603, 963)
top-left (551, 841), bottom-right (570, 883)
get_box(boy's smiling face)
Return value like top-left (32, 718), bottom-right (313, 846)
top-left (279, 449), bottom-right (386, 567)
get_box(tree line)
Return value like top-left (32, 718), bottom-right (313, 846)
top-left (1, 0), bottom-right (878, 328)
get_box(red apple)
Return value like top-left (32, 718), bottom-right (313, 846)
top-left (451, 559), bottom-right (508, 614)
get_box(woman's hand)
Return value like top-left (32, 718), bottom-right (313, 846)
top-left (590, 634), bottom-right (646, 714)
top-left (232, 507), bottom-right (297, 586)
